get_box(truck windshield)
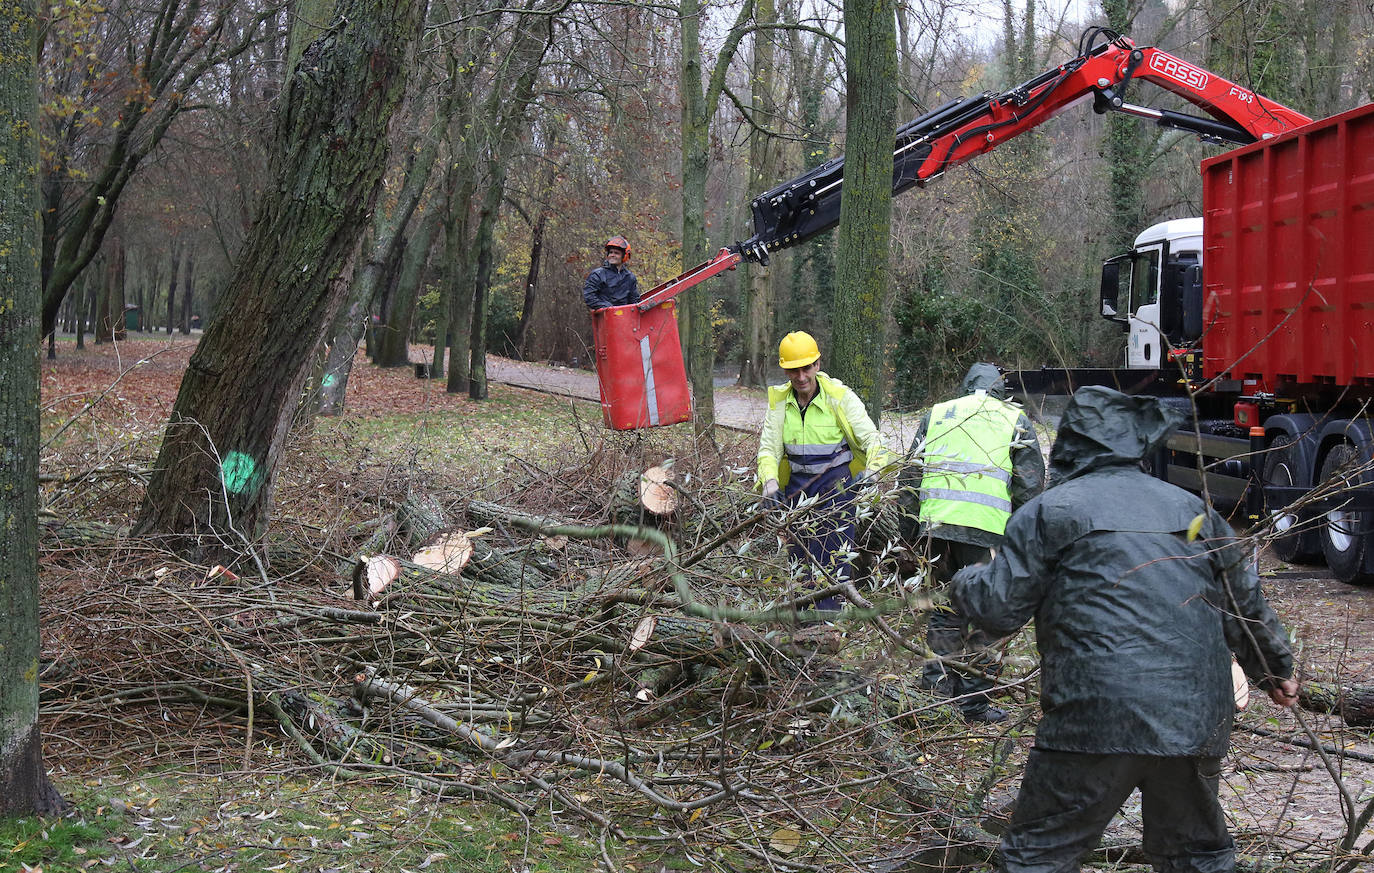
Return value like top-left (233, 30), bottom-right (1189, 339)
top-left (1131, 249), bottom-right (1160, 312)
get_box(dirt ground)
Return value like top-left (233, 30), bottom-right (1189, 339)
top-left (1213, 554), bottom-right (1374, 850)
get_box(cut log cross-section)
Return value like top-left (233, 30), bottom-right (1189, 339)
top-left (639, 466), bottom-right (679, 516)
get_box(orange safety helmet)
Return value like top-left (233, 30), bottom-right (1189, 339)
top-left (604, 235), bottom-right (632, 261)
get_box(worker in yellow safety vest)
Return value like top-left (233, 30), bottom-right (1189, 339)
top-left (899, 362), bottom-right (1045, 722)
top-left (757, 331), bottom-right (892, 613)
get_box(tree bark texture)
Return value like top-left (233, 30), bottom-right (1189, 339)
top-left (136, 0), bottom-right (425, 548)
top-left (376, 205), bottom-right (440, 367)
top-left (512, 209), bottom-right (546, 359)
top-left (739, 0), bottom-right (779, 389)
top-left (677, 0), bottom-right (754, 429)
top-left (0, 0), bottom-right (64, 816)
top-left (830, 0), bottom-right (897, 423)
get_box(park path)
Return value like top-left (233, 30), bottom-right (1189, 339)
top-left (485, 354), bottom-right (921, 449)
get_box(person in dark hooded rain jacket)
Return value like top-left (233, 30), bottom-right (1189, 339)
top-left (583, 236), bottom-right (640, 310)
top-left (951, 386), bottom-right (1298, 873)
top-left (899, 363), bottom-right (1045, 722)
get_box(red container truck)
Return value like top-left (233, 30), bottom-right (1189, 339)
top-left (1019, 102), bottom-right (1374, 584)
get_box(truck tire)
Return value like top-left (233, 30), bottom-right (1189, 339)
top-left (1318, 444), bottom-right (1373, 586)
top-left (1262, 436), bottom-right (1320, 563)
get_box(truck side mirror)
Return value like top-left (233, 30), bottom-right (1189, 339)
top-left (1181, 264), bottom-right (1203, 340)
top-left (1100, 261), bottom-right (1121, 319)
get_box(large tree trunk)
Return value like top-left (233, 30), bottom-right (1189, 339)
top-left (0, 0), bottom-right (64, 816)
top-left (738, 0), bottom-right (779, 389)
top-left (677, 0), bottom-right (715, 429)
top-left (135, 0), bottom-right (425, 551)
top-left (830, 0), bottom-right (897, 422)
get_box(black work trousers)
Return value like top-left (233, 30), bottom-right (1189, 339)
top-left (1001, 749), bottom-right (1235, 873)
top-left (922, 539), bottom-right (1002, 714)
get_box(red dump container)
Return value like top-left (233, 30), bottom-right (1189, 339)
top-left (1201, 102), bottom-right (1374, 388)
top-left (592, 301), bottom-right (693, 430)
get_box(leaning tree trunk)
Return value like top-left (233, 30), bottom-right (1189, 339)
top-left (0, 0), bottom-right (64, 816)
top-left (375, 206), bottom-right (439, 367)
top-left (135, 0), bottom-right (425, 551)
top-left (511, 210), bottom-right (546, 360)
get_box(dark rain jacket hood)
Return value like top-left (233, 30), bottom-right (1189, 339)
top-left (1048, 385), bottom-right (1182, 484)
top-left (950, 386), bottom-right (1293, 757)
top-left (960, 362), bottom-right (1009, 399)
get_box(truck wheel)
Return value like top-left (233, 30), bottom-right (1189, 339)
top-left (1318, 444), bottom-right (1373, 586)
top-left (1262, 436), bottom-right (1319, 563)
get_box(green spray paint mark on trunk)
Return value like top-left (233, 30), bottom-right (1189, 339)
top-left (220, 451), bottom-right (261, 495)
top-left (322, 374), bottom-right (339, 388)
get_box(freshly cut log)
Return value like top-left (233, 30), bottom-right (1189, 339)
top-left (1299, 682), bottom-right (1374, 727)
top-left (351, 554), bottom-right (401, 600)
top-left (639, 465), bottom-right (679, 516)
top-left (412, 532), bottom-right (474, 574)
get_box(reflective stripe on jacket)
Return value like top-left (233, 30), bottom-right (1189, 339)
top-left (918, 391), bottom-right (1023, 535)
top-left (757, 373), bottom-right (891, 490)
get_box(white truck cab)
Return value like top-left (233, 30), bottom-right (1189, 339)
top-left (1100, 217), bottom-right (1203, 369)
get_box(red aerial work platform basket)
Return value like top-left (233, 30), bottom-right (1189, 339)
top-left (591, 301), bottom-right (693, 430)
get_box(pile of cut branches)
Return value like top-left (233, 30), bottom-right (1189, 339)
top-left (36, 427), bottom-right (1374, 870)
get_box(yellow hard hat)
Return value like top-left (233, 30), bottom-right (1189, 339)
top-left (778, 331), bottom-right (820, 369)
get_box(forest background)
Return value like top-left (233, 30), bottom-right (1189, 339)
top-left (40, 0), bottom-right (1374, 416)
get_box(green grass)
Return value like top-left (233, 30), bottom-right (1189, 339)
top-left (0, 805), bottom-right (120, 871)
top-left (0, 772), bottom-right (619, 873)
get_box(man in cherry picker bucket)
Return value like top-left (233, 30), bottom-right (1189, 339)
top-left (582, 235), bottom-right (640, 310)
top-left (757, 331), bottom-right (891, 617)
